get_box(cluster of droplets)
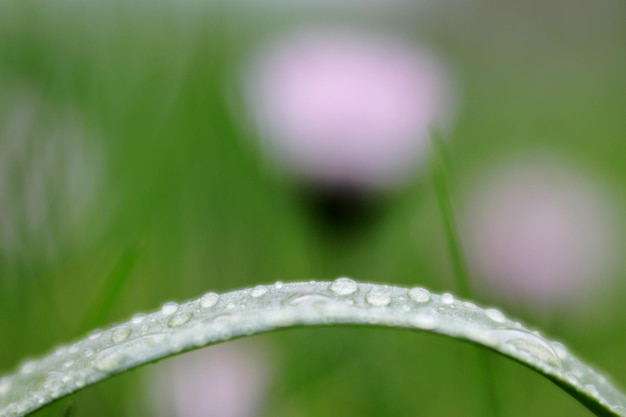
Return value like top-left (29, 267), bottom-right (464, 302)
top-left (326, 280), bottom-right (545, 366)
top-left (1, 278), bottom-right (625, 417)
top-left (319, 277), bottom-right (624, 412)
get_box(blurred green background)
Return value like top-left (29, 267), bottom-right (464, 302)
top-left (0, 0), bottom-right (625, 416)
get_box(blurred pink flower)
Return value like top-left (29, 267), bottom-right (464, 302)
top-left (243, 27), bottom-right (457, 190)
top-left (462, 156), bottom-right (620, 309)
top-left (147, 341), bottom-right (272, 417)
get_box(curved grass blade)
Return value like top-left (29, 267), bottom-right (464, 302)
top-left (0, 279), bottom-right (624, 417)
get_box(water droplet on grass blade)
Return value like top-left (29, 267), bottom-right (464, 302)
top-left (366, 289), bottom-right (391, 306)
top-left (161, 302), bottom-right (179, 316)
top-left (54, 346), bottom-right (68, 356)
top-left (131, 313), bottom-right (146, 325)
top-left (168, 312), bottom-right (193, 328)
top-left (94, 335), bottom-right (166, 373)
top-left (89, 330), bottom-right (103, 340)
top-left (551, 341), bottom-right (570, 360)
top-left (440, 293), bottom-right (454, 305)
top-left (1, 280), bottom-right (623, 417)
top-left (200, 293), bottom-right (219, 309)
top-left (20, 361), bottom-right (36, 375)
top-left (330, 277), bottom-right (358, 295)
top-left (408, 287), bottom-right (431, 303)
top-left (485, 308), bottom-right (507, 323)
top-left (492, 329), bottom-right (561, 368)
top-left (250, 285), bottom-right (268, 298)
top-left (111, 327), bottom-right (132, 344)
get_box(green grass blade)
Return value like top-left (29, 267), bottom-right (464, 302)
top-left (431, 131), bottom-right (473, 299)
top-left (0, 279), bottom-right (624, 417)
top-left (431, 131), bottom-right (499, 416)
top-left (80, 242), bottom-right (142, 333)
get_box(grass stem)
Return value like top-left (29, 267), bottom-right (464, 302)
top-left (430, 130), bottom-right (500, 417)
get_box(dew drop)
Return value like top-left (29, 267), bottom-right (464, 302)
top-left (168, 312), bottom-right (193, 328)
top-left (69, 345), bottom-right (79, 354)
top-left (84, 349), bottom-right (95, 358)
top-left (492, 329), bottom-right (561, 368)
top-left (89, 330), bottom-right (103, 340)
top-left (485, 308), bottom-right (507, 324)
top-left (408, 287), bottom-right (430, 303)
top-left (94, 335), bottom-right (166, 373)
top-left (200, 292), bottom-right (219, 309)
top-left (366, 290), bottom-right (391, 307)
top-left (111, 327), bottom-right (132, 344)
top-left (63, 360), bottom-right (74, 369)
top-left (274, 281), bottom-right (284, 289)
top-left (551, 342), bottom-right (569, 360)
top-left (20, 361), bottom-right (36, 375)
top-left (250, 285), bottom-right (268, 298)
top-left (131, 313), bottom-right (146, 325)
top-left (330, 277), bottom-right (358, 295)
top-left (440, 293), bottom-right (454, 305)
top-left (161, 302), bottom-right (179, 316)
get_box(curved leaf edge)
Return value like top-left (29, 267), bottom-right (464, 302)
top-left (0, 279), bottom-right (624, 417)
